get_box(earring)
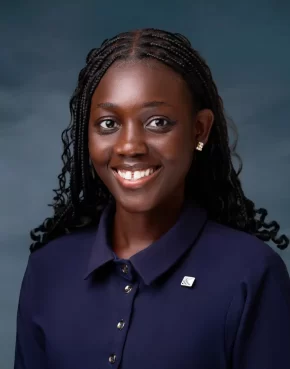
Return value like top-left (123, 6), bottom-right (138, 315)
top-left (196, 142), bottom-right (204, 151)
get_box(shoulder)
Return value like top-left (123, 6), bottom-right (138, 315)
top-left (202, 220), bottom-right (275, 256)
top-left (27, 227), bottom-right (97, 277)
top-left (198, 219), bottom-right (289, 282)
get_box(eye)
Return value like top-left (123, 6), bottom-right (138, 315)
top-left (98, 119), bottom-right (119, 132)
top-left (146, 118), bottom-right (175, 131)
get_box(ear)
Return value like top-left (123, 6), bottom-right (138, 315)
top-left (192, 109), bottom-right (214, 148)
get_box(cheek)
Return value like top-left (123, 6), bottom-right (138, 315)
top-left (154, 129), bottom-right (194, 167)
top-left (88, 131), bottom-right (111, 165)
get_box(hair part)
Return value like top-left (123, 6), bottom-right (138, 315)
top-left (30, 28), bottom-right (289, 252)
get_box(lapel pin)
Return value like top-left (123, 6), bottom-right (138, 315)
top-left (181, 276), bottom-right (196, 288)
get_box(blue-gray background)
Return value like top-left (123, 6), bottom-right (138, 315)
top-left (1, 1), bottom-right (290, 367)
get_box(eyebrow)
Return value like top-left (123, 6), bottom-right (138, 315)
top-left (95, 100), bottom-right (173, 109)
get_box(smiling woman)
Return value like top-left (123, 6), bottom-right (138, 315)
top-left (15, 29), bottom-right (290, 369)
top-left (88, 59), bottom-right (211, 214)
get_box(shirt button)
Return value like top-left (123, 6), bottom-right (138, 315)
top-left (109, 354), bottom-right (117, 364)
top-left (121, 264), bottom-right (129, 274)
top-left (117, 320), bottom-right (125, 330)
top-left (124, 285), bottom-right (133, 293)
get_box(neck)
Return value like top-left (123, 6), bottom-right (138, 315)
top-left (112, 196), bottom-right (185, 259)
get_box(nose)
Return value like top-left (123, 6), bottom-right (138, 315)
top-left (114, 122), bottom-right (148, 157)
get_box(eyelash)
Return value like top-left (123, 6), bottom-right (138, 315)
top-left (96, 118), bottom-right (176, 134)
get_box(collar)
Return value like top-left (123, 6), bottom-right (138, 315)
top-left (84, 203), bottom-right (207, 285)
top-left (84, 204), bottom-right (115, 280)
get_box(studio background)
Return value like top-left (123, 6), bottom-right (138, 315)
top-left (1, 1), bottom-right (289, 367)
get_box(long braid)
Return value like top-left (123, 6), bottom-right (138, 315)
top-left (30, 28), bottom-right (289, 251)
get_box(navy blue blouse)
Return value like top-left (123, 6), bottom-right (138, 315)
top-left (14, 204), bottom-right (290, 368)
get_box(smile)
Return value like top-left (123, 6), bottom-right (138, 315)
top-left (117, 168), bottom-right (156, 180)
top-left (112, 166), bottom-right (161, 189)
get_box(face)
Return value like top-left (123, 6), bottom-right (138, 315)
top-left (88, 59), bottom-right (213, 213)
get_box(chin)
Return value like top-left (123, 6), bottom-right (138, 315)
top-left (115, 194), bottom-right (161, 214)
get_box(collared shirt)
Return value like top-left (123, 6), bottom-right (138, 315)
top-left (14, 204), bottom-right (290, 369)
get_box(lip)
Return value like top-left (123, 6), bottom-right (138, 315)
top-left (112, 163), bottom-right (159, 171)
top-left (111, 166), bottom-right (162, 189)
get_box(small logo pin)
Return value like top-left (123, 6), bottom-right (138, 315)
top-left (181, 276), bottom-right (196, 288)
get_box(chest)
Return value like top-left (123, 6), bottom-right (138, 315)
top-left (37, 271), bottom-right (232, 369)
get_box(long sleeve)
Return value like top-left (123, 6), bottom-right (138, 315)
top-left (225, 251), bottom-right (290, 369)
top-left (14, 257), bottom-right (46, 369)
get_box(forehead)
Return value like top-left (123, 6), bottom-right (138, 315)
top-left (91, 59), bottom-right (192, 107)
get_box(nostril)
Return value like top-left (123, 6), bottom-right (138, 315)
top-left (114, 140), bottom-right (148, 157)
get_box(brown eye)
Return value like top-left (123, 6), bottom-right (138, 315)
top-left (99, 119), bottom-right (118, 130)
top-left (99, 119), bottom-right (119, 133)
top-left (146, 118), bottom-right (176, 132)
top-left (148, 118), bottom-right (169, 128)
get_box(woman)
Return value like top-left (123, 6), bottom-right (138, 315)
top-left (15, 29), bottom-right (290, 369)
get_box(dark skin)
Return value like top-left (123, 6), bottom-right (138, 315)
top-left (88, 59), bottom-right (214, 259)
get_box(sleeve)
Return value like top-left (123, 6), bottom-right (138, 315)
top-left (225, 252), bottom-right (290, 369)
top-left (14, 257), bottom-right (47, 369)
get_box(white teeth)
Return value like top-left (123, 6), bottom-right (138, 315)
top-left (133, 171), bottom-right (141, 180)
top-left (117, 168), bottom-right (156, 181)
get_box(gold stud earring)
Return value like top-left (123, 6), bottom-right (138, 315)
top-left (196, 142), bottom-right (204, 151)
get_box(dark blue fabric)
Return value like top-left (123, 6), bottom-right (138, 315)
top-left (14, 204), bottom-right (290, 369)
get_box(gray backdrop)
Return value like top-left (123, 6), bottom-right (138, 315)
top-left (1, 1), bottom-right (290, 367)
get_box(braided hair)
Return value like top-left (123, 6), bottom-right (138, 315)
top-left (30, 28), bottom-right (289, 252)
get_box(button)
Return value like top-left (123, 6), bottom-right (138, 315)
top-left (109, 354), bottom-right (117, 364)
top-left (124, 285), bottom-right (133, 293)
top-left (117, 320), bottom-right (125, 330)
top-left (121, 264), bottom-right (129, 274)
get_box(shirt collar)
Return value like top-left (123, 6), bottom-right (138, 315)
top-left (84, 204), bottom-right (115, 280)
top-left (84, 203), bottom-right (207, 284)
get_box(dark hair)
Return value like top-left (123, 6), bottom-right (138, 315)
top-left (30, 28), bottom-right (289, 252)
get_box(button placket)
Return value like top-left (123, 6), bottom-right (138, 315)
top-left (108, 261), bottom-right (138, 367)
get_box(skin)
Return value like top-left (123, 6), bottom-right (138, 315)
top-left (88, 59), bottom-right (214, 258)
